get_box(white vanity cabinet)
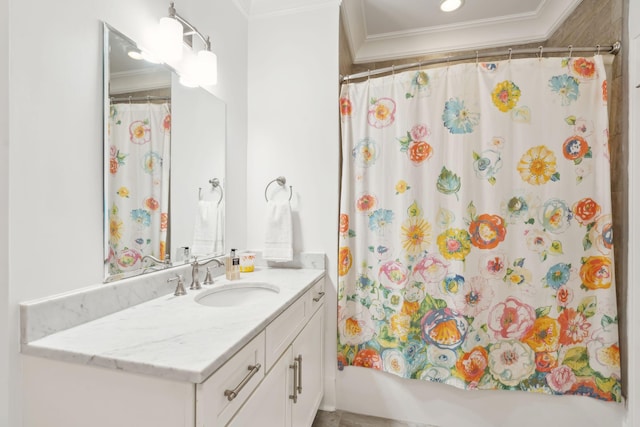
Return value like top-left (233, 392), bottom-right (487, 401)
top-left (208, 277), bottom-right (326, 427)
top-left (22, 272), bottom-right (326, 427)
top-left (229, 280), bottom-right (324, 427)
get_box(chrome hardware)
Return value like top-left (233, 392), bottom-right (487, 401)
top-left (289, 360), bottom-right (299, 403)
top-left (223, 363), bottom-right (261, 401)
top-left (191, 256), bottom-right (224, 290)
top-left (168, 274), bottom-right (186, 296)
top-left (313, 291), bottom-right (325, 302)
top-left (295, 355), bottom-right (303, 394)
top-left (264, 176), bottom-right (293, 202)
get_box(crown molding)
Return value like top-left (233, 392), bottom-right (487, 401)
top-left (246, 0), bottom-right (341, 19)
top-left (343, 0), bottom-right (583, 64)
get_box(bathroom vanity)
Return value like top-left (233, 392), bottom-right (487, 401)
top-left (20, 264), bottom-right (325, 427)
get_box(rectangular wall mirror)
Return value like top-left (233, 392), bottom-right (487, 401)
top-left (103, 23), bottom-right (226, 282)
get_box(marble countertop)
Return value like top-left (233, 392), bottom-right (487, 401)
top-left (21, 267), bottom-right (325, 384)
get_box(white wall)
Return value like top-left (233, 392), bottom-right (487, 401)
top-left (246, 0), bottom-right (341, 409)
top-left (5, 0), bottom-right (248, 425)
top-left (0, 0), bottom-right (9, 424)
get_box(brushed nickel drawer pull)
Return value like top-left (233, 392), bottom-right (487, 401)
top-left (313, 292), bottom-right (325, 302)
top-left (289, 360), bottom-right (299, 403)
top-left (223, 363), bottom-right (261, 402)
top-left (296, 355), bottom-right (303, 394)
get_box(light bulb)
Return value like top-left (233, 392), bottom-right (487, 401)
top-left (440, 0), bottom-right (463, 12)
top-left (158, 17), bottom-right (183, 62)
top-left (196, 50), bottom-right (218, 86)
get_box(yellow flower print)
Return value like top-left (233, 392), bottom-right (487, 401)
top-left (390, 313), bottom-right (411, 342)
top-left (401, 217), bottom-right (432, 255)
top-left (109, 217), bottom-right (123, 245)
top-left (492, 80), bottom-right (521, 112)
top-left (517, 145), bottom-right (558, 185)
top-left (437, 228), bottom-right (472, 261)
top-left (117, 187), bottom-right (130, 198)
top-left (395, 180), bottom-right (410, 194)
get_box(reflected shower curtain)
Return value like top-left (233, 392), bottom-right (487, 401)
top-left (338, 56), bottom-right (621, 401)
top-left (107, 102), bottom-right (171, 275)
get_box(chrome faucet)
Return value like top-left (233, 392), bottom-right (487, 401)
top-left (141, 254), bottom-right (171, 271)
top-left (190, 257), bottom-right (225, 290)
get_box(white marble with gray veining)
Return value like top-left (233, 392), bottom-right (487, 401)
top-left (20, 253), bottom-right (325, 384)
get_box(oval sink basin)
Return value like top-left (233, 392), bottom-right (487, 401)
top-left (195, 282), bottom-right (280, 307)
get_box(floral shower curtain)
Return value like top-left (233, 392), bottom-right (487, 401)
top-left (107, 102), bottom-right (171, 275)
top-left (338, 55), bottom-right (621, 402)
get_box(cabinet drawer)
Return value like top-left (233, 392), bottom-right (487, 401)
top-left (196, 332), bottom-right (265, 427)
top-left (308, 277), bottom-right (326, 315)
top-left (265, 295), bottom-right (306, 372)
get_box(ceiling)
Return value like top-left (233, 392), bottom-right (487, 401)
top-left (341, 0), bottom-right (583, 64)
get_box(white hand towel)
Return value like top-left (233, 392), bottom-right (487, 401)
top-left (263, 199), bottom-right (293, 262)
top-left (191, 200), bottom-right (220, 256)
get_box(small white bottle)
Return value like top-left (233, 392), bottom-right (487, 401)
top-left (226, 248), bottom-right (241, 280)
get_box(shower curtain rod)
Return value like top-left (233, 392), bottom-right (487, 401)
top-left (110, 95), bottom-right (171, 103)
top-left (340, 41), bottom-right (621, 83)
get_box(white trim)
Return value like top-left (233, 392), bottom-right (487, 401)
top-left (247, 0), bottom-right (341, 19)
top-left (343, 0), bottom-right (582, 64)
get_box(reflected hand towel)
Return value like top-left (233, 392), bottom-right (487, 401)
top-left (263, 199), bottom-right (293, 262)
top-left (192, 200), bottom-right (220, 256)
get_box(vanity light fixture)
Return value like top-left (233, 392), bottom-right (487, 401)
top-left (159, 2), bottom-right (218, 86)
top-left (440, 0), bottom-right (464, 12)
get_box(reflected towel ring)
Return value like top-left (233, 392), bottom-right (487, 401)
top-left (209, 178), bottom-right (224, 205)
top-left (199, 178), bottom-right (224, 205)
top-left (264, 176), bottom-right (293, 202)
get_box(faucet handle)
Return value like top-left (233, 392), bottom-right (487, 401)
top-left (204, 267), bottom-right (214, 285)
top-left (168, 274), bottom-right (187, 296)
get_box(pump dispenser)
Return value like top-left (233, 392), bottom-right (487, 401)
top-left (226, 248), bottom-right (240, 280)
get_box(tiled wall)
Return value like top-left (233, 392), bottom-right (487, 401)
top-left (340, 0), bottom-right (629, 395)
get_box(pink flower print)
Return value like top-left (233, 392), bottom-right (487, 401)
top-left (453, 276), bottom-right (494, 318)
top-left (413, 254), bottom-right (449, 284)
top-left (379, 260), bottom-right (409, 291)
top-left (410, 124), bottom-right (430, 141)
top-left (367, 98), bottom-right (396, 129)
top-left (129, 120), bottom-right (151, 144)
top-left (546, 365), bottom-right (577, 393)
top-left (487, 297), bottom-right (535, 340)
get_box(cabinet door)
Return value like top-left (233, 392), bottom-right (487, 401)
top-left (228, 348), bottom-right (291, 427)
top-left (290, 306), bottom-right (324, 427)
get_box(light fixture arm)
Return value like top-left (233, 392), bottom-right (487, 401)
top-left (168, 2), bottom-right (212, 51)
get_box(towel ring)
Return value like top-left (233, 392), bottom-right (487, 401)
top-left (199, 178), bottom-right (224, 205)
top-left (264, 176), bottom-right (293, 202)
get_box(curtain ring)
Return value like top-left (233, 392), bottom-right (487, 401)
top-left (128, 96), bottom-right (132, 105)
top-left (568, 45), bottom-right (573, 58)
top-left (391, 65), bottom-right (395, 76)
top-left (508, 48), bottom-right (513, 62)
top-left (596, 44), bottom-right (601, 55)
top-left (538, 46), bottom-right (543, 60)
top-left (475, 51), bottom-right (479, 66)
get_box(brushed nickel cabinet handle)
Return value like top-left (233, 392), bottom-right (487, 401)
top-left (296, 355), bottom-right (303, 394)
top-left (289, 360), bottom-right (299, 403)
top-left (313, 292), bottom-right (325, 302)
top-left (223, 363), bottom-right (261, 402)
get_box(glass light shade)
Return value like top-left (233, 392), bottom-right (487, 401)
top-left (158, 17), bottom-right (184, 62)
top-left (196, 50), bottom-right (218, 86)
top-left (440, 0), bottom-right (463, 12)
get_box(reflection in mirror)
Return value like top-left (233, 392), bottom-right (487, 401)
top-left (103, 23), bottom-right (226, 282)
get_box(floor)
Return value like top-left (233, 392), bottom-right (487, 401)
top-left (312, 410), bottom-right (437, 427)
